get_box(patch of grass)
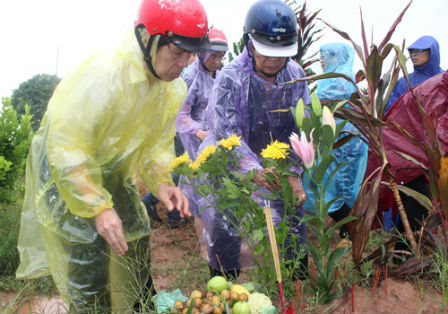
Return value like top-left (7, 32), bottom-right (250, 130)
top-left (0, 197), bottom-right (22, 276)
top-left (430, 244), bottom-right (448, 308)
top-left (0, 276), bottom-right (56, 296)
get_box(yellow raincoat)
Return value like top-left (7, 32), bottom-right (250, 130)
top-left (16, 29), bottom-right (186, 312)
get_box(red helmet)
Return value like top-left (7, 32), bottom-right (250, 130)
top-left (135, 0), bottom-right (209, 52)
top-left (208, 28), bottom-right (229, 52)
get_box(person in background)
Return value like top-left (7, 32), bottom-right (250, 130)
top-left (385, 35), bottom-right (444, 112)
top-left (198, 0), bottom-right (310, 281)
top-left (366, 69), bottom-right (448, 262)
top-left (15, 0), bottom-right (208, 312)
top-left (383, 35), bottom-right (444, 234)
top-left (302, 43), bottom-right (368, 241)
top-left (176, 27), bottom-right (229, 258)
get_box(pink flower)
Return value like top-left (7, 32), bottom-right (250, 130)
top-left (322, 106), bottom-right (336, 134)
top-left (290, 131), bottom-right (315, 169)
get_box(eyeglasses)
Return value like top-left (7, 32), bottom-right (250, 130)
top-left (409, 48), bottom-right (430, 54)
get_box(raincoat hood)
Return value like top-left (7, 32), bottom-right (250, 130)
top-left (316, 43), bottom-right (356, 100)
top-left (408, 35), bottom-right (443, 77)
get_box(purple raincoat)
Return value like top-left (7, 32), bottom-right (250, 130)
top-left (198, 44), bottom-right (311, 271)
top-left (177, 53), bottom-right (218, 215)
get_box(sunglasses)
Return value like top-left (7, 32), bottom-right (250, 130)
top-left (409, 48), bottom-right (430, 54)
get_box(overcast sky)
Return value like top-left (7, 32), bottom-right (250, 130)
top-left (0, 0), bottom-right (447, 99)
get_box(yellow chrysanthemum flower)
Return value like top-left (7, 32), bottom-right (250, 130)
top-left (219, 134), bottom-right (241, 151)
top-left (196, 144), bottom-right (217, 164)
top-left (189, 160), bottom-right (201, 170)
top-left (169, 152), bottom-right (191, 169)
top-left (260, 140), bottom-right (290, 160)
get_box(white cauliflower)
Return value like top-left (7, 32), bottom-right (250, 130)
top-left (247, 292), bottom-right (275, 314)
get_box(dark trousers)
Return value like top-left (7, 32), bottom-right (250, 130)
top-left (396, 175), bottom-right (430, 233)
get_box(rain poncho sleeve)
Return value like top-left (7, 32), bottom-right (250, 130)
top-left (16, 30), bottom-right (186, 313)
top-left (385, 35), bottom-right (444, 111)
top-left (303, 43), bottom-right (368, 214)
top-left (197, 47), bottom-right (310, 272)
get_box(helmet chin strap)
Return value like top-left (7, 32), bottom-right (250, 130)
top-left (135, 28), bottom-right (161, 80)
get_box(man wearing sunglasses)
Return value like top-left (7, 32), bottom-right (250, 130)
top-left (386, 35), bottom-right (444, 111)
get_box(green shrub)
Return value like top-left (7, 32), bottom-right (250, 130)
top-left (0, 98), bottom-right (33, 276)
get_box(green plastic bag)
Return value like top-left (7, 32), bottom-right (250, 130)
top-left (151, 289), bottom-right (188, 313)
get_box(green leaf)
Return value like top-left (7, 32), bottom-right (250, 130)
top-left (222, 177), bottom-right (240, 199)
top-left (320, 234), bottom-right (331, 256)
top-left (306, 242), bottom-right (323, 269)
top-left (255, 243), bottom-right (265, 255)
top-left (321, 125), bottom-right (335, 148)
top-left (326, 216), bottom-right (357, 237)
top-left (365, 46), bottom-right (383, 90)
top-left (311, 93), bottom-right (322, 116)
top-left (395, 184), bottom-right (433, 212)
top-left (314, 155), bottom-right (335, 183)
top-left (326, 247), bottom-right (349, 276)
top-left (295, 98), bottom-right (305, 128)
top-left (252, 229), bottom-right (265, 242)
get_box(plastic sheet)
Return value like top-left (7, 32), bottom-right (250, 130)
top-left (366, 71), bottom-right (448, 214)
top-left (152, 289), bottom-right (188, 313)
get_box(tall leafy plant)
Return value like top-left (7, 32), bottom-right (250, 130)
top-left (312, 1), bottom-right (422, 262)
top-left (291, 95), bottom-right (356, 304)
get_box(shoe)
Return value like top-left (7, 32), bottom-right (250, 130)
top-left (168, 218), bottom-right (185, 229)
top-left (147, 203), bottom-right (162, 223)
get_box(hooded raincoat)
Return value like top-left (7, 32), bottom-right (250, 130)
top-left (16, 30), bottom-right (186, 312)
top-left (302, 43), bottom-right (368, 214)
top-left (197, 43), bottom-right (310, 272)
top-left (385, 36), bottom-right (444, 111)
top-left (177, 52), bottom-right (218, 215)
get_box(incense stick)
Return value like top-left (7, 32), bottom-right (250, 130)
top-left (264, 201), bottom-right (286, 314)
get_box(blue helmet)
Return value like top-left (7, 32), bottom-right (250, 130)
top-left (244, 0), bottom-right (298, 57)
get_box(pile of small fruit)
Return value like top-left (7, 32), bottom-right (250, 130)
top-left (173, 275), bottom-right (274, 314)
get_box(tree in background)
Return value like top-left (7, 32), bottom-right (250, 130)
top-left (11, 73), bottom-right (60, 130)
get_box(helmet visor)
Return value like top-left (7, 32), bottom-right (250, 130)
top-left (171, 34), bottom-right (210, 52)
top-left (209, 42), bottom-right (229, 52)
top-left (250, 35), bottom-right (298, 57)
